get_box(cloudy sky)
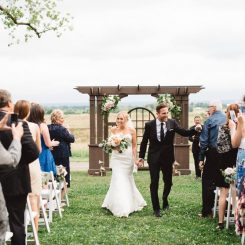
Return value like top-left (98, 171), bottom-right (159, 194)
top-left (0, 0), bottom-right (245, 105)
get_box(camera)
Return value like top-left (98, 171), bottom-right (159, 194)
top-left (229, 110), bottom-right (237, 122)
top-left (9, 113), bottom-right (18, 126)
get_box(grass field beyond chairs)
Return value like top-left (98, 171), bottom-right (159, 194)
top-left (38, 172), bottom-right (240, 245)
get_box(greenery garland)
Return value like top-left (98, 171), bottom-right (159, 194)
top-left (157, 94), bottom-right (181, 120)
top-left (101, 95), bottom-right (121, 115)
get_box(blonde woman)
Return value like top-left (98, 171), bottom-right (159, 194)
top-left (102, 111), bottom-right (146, 217)
top-left (48, 109), bottom-right (75, 188)
top-left (14, 100), bottom-right (42, 231)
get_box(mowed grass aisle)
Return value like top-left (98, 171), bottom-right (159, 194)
top-left (39, 171), bottom-right (240, 245)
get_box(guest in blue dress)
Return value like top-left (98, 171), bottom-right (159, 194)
top-left (28, 103), bottom-right (59, 175)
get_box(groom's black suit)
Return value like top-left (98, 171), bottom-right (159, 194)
top-left (139, 119), bottom-right (196, 211)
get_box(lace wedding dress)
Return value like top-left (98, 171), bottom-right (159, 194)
top-left (102, 133), bottom-right (147, 217)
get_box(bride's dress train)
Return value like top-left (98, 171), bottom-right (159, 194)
top-left (102, 134), bottom-right (146, 217)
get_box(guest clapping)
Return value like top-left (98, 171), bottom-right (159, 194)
top-left (48, 109), bottom-right (75, 187)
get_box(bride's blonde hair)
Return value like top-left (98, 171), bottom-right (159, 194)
top-left (116, 111), bottom-right (134, 129)
top-left (116, 111), bottom-right (129, 122)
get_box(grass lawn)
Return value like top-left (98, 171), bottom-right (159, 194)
top-left (38, 171), bottom-right (240, 245)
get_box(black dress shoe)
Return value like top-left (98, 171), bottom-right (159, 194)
top-left (153, 210), bottom-right (162, 217)
top-left (163, 200), bottom-right (169, 210)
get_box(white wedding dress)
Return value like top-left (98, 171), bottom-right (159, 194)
top-left (102, 133), bottom-right (147, 217)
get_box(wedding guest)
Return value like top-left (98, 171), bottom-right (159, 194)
top-left (0, 114), bottom-right (23, 244)
top-left (48, 109), bottom-right (75, 188)
top-left (0, 89), bottom-right (39, 245)
top-left (14, 100), bottom-right (42, 231)
top-left (138, 103), bottom-right (201, 217)
top-left (28, 103), bottom-right (59, 175)
top-left (198, 100), bottom-right (226, 218)
top-left (229, 113), bottom-right (245, 192)
top-left (215, 104), bottom-right (239, 230)
top-left (189, 116), bottom-right (203, 178)
top-left (235, 175), bottom-right (245, 237)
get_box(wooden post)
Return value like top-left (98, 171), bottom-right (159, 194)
top-left (174, 94), bottom-right (191, 174)
top-left (103, 114), bottom-right (109, 169)
top-left (88, 95), bottom-right (104, 175)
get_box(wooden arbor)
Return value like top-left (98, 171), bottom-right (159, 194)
top-left (75, 85), bottom-right (203, 175)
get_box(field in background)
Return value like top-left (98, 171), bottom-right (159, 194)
top-left (45, 108), bottom-right (207, 162)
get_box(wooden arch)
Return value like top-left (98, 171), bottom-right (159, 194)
top-left (75, 85), bottom-right (203, 175)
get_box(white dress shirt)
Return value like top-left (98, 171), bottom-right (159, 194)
top-left (156, 119), bottom-right (167, 142)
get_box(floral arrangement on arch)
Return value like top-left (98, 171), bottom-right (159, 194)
top-left (157, 94), bottom-right (181, 120)
top-left (101, 95), bottom-right (121, 115)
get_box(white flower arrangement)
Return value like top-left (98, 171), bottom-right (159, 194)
top-left (56, 165), bottom-right (67, 181)
top-left (101, 95), bottom-right (121, 115)
top-left (157, 94), bottom-right (181, 120)
top-left (98, 160), bottom-right (106, 176)
top-left (221, 167), bottom-right (236, 184)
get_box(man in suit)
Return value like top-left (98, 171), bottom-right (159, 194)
top-left (189, 116), bottom-right (203, 179)
top-left (0, 89), bottom-right (39, 245)
top-left (138, 103), bottom-right (201, 217)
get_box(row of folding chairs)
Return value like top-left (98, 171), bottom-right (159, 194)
top-left (213, 185), bottom-right (237, 228)
top-left (213, 185), bottom-right (245, 244)
top-left (24, 171), bottom-right (69, 245)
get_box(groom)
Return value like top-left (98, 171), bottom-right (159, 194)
top-left (137, 103), bottom-right (201, 217)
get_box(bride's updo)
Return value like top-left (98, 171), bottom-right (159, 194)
top-left (117, 111), bottom-right (129, 122)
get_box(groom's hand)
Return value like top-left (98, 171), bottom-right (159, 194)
top-left (137, 158), bottom-right (144, 167)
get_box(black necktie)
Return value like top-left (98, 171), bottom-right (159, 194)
top-left (160, 122), bottom-right (165, 142)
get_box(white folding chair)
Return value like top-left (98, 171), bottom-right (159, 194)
top-left (58, 179), bottom-right (69, 207)
top-left (24, 195), bottom-right (40, 245)
top-left (241, 232), bottom-right (245, 245)
top-left (39, 195), bottom-right (50, 233)
top-left (41, 171), bottom-right (62, 223)
top-left (213, 187), bottom-right (220, 218)
top-left (4, 231), bottom-right (13, 244)
top-left (225, 184), bottom-right (237, 229)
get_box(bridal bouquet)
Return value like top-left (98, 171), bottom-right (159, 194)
top-left (56, 165), bottom-right (68, 181)
top-left (221, 167), bottom-right (236, 184)
top-left (99, 134), bottom-right (130, 153)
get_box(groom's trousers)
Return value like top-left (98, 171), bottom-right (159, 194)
top-left (149, 160), bottom-right (173, 211)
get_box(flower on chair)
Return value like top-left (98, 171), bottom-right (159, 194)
top-left (56, 165), bottom-right (67, 182)
top-left (221, 167), bottom-right (236, 184)
top-left (101, 95), bottom-right (121, 115)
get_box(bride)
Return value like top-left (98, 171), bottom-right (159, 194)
top-left (102, 111), bottom-right (147, 217)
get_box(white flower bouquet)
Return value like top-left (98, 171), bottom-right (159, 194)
top-left (56, 165), bottom-right (68, 181)
top-left (221, 167), bottom-right (236, 184)
top-left (99, 134), bottom-right (130, 153)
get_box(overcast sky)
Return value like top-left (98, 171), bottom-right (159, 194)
top-left (0, 0), bottom-right (245, 105)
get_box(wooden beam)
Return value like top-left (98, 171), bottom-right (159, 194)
top-left (75, 85), bottom-right (204, 95)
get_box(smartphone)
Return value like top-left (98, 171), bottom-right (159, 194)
top-left (229, 110), bottom-right (237, 122)
top-left (240, 105), bottom-right (245, 115)
top-left (9, 113), bottom-right (18, 126)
